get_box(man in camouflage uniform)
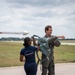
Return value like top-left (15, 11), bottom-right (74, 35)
top-left (32, 25), bottom-right (65, 75)
top-left (41, 25), bottom-right (61, 75)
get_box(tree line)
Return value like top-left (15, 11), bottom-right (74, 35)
top-left (0, 37), bottom-right (75, 41)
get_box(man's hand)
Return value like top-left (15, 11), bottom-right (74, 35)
top-left (31, 36), bottom-right (37, 46)
top-left (57, 35), bottom-right (65, 39)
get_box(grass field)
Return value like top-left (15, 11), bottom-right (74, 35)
top-left (0, 41), bottom-right (75, 67)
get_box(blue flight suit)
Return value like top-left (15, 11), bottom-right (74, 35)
top-left (20, 46), bottom-right (38, 75)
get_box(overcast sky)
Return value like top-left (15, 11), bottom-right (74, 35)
top-left (0, 0), bottom-right (75, 38)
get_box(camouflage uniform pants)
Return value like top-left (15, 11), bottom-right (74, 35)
top-left (41, 56), bottom-right (55, 75)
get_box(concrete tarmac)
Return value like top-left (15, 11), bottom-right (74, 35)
top-left (0, 63), bottom-right (75, 75)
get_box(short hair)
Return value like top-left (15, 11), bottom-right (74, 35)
top-left (45, 25), bottom-right (52, 33)
top-left (23, 37), bottom-right (31, 46)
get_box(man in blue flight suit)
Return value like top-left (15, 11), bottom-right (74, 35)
top-left (20, 37), bottom-right (39, 75)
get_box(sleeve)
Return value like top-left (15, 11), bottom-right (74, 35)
top-left (20, 49), bottom-right (24, 55)
top-left (33, 46), bottom-right (38, 51)
top-left (54, 39), bottom-right (61, 47)
top-left (50, 35), bottom-right (61, 47)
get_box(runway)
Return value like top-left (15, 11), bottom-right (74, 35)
top-left (61, 43), bottom-right (75, 45)
top-left (0, 63), bottom-right (75, 75)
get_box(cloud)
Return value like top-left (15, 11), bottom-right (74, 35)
top-left (0, 0), bottom-right (75, 38)
top-left (3, 0), bottom-right (75, 7)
